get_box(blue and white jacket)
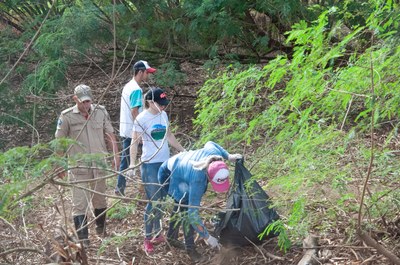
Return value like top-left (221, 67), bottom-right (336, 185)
top-left (158, 141), bottom-right (230, 238)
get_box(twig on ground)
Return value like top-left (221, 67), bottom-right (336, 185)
top-left (357, 229), bottom-right (400, 265)
top-left (349, 247), bottom-right (359, 261)
top-left (361, 255), bottom-right (378, 265)
top-left (0, 247), bottom-right (54, 263)
top-left (0, 216), bottom-right (16, 231)
top-left (246, 236), bottom-right (284, 261)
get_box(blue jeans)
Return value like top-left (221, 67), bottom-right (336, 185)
top-left (116, 137), bottom-right (131, 194)
top-left (141, 162), bottom-right (165, 238)
top-left (167, 202), bottom-right (195, 250)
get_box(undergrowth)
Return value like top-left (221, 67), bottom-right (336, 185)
top-left (194, 4), bottom-right (400, 251)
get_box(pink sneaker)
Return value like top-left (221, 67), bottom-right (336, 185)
top-left (151, 234), bottom-right (165, 245)
top-left (144, 239), bottom-right (154, 254)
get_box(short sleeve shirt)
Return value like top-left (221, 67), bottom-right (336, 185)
top-left (55, 105), bottom-right (114, 156)
top-left (133, 110), bottom-right (170, 163)
top-left (119, 79), bottom-right (143, 137)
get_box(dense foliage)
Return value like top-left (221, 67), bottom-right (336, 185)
top-left (0, 0), bottom-right (382, 111)
top-left (194, 1), bottom-right (400, 251)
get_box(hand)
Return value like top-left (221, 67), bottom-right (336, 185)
top-left (72, 95), bottom-right (86, 113)
top-left (206, 235), bottom-right (220, 249)
top-left (112, 156), bottom-right (120, 171)
top-left (228, 153), bottom-right (243, 162)
top-left (126, 166), bottom-right (137, 178)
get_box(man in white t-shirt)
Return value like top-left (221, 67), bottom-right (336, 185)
top-left (116, 60), bottom-right (156, 196)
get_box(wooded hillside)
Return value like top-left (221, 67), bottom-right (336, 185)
top-left (1, 1), bottom-right (400, 264)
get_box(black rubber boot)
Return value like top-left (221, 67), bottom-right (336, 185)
top-left (73, 215), bottom-right (89, 247)
top-left (187, 248), bottom-right (203, 262)
top-left (94, 208), bottom-right (107, 236)
top-left (167, 238), bottom-right (186, 249)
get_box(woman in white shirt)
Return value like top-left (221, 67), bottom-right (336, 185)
top-left (128, 87), bottom-right (185, 254)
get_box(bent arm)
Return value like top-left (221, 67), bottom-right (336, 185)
top-left (54, 114), bottom-right (69, 178)
top-left (188, 180), bottom-right (209, 239)
top-left (167, 130), bottom-right (185, 152)
top-left (129, 131), bottom-right (140, 167)
top-left (188, 208), bottom-right (209, 239)
top-left (158, 161), bottom-right (171, 195)
top-left (131, 107), bottom-right (139, 120)
top-left (204, 141), bottom-right (229, 160)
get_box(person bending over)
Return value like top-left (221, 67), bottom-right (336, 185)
top-left (158, 141), bottom-right (242, 262)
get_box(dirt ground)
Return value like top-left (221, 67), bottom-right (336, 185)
top-left (0, 62), bottom-right (398, 264)
top-left (0, 174), bottom-right (392, 265)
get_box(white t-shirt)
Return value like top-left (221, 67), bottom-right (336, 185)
top-left (119, 79), bottom-right (144, 138)
top-left (133, 110), bottom-right (170, 163)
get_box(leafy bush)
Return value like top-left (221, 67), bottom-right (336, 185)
top-left (153, 61), bottom-right (187, 89)
top-left (193, 3), bottom-right (400, 250)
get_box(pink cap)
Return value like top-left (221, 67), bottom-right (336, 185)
top-left (207, 161), bottom-right (230, 193)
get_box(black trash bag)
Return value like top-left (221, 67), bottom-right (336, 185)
top-left (214, 159), bottom-right (279, 246)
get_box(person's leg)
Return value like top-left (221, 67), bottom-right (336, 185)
top-left (116, 137), bottom-right (131, 195)
top-left (167, 204), bottom-right (181, 239)
top-left (73, 215), bottom-right (89, 247)
top-left (141, 162), bottom-right (164, 252)
top-left (142, 162), bottom-right (164, 236)
top-left (176, 204), bottom-right (202, 262)
top-left (70, 170), bottom-right (91, 246)
top-left (94, 208), bottom-right (107, 236)
top-left (181, 206), bottom-right (195, 251)
top-left (166, 204), bottom-right (185, 249)
top-left (92, 168), bottom-right (108, 236)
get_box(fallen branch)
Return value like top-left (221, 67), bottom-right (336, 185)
top-left (0, 247), bottom-right (53, 263)
top-left (247, 236), bottom-right (284, 261)
top-left (357, 229), bottom-right (400, 265)
top-left (297, 235), bottom-right (319, 265)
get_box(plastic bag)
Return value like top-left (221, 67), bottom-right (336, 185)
top-left (214, 159), bottom-right (279, 246)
